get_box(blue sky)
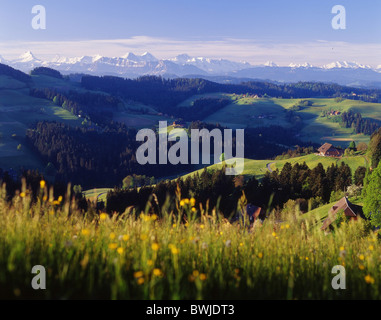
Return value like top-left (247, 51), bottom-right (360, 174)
top-left (0, 0), bottom-right (380, 66)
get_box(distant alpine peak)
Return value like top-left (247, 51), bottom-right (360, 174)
top-left (122, 52), bottom-right (158, 62)
top-left (92, 54), bottom-right (104, 62)
top-left (17, 51), bottom-right (40, 62)
top-left (264, 61), bottom-right (279, 67)
top-left (288, 62), bottom-right (314, 68)
top-left (175, 53), bottom-right (192, 59)
top-left (2, 52), bottom-right (380, 87)
top-left (141, 52), bottom-right (158, 60)
top-left (122, 52), bottom-right (136, 59)
top-left (323, 61), bottom-right (371, 69)
top-left (170, 54), bottom-right (193, 64)
top-left (50, 55), bottom-right (68, 63)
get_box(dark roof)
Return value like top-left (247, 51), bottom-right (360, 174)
top-left (246, 204), bottom-right (263, 219)
top-left (239, 204), bottom-right (265, 222)
top-left (321, 197), bottom-right (364, 230)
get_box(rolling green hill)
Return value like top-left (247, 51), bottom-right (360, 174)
top-left (178, 153), bottom-right (368, 181)
top-left (179, 94), bottom-right (381, 147)
top-left (1, 67), bottom-right (380, 186)
top-left (0, 76), bottom-right (83, 171)
top-left (0, 72), bottom-right (169, 171)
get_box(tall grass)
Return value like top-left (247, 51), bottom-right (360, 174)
top-left (0, 182), bottom-right (379, 300)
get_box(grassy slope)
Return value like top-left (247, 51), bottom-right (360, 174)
top-left (179, 94), bottom-right (381, 147)
top-left (179, 153), bottom-right (368, 182)
top-left (1, 187), bottom-right (379, 300)
top-left (83, 188), bottom-right (112, 203)
top-left (0, 75), bottom-right (83, 171)
top-left (298, 196), bottom-right (365, 231)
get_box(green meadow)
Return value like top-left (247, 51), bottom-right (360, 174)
top-left (179, 154), bottom-right (368, 182)
top-left (179, 94), bottom-right (381, 147)
top-left (0, 184), bottom-right (379, 300)
top-left (0, 76), bottom-right (83, 171)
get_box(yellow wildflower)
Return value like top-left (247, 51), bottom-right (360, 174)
top-left (122, 234), bottom-right (129, 241)
top-left (137, 278), bottom-right (145, 285)
top-left (117, 247), bottom-right (124, 255)
top-left (365, 274), bottom-right (375, 284)
top-left (99, 213), bottom-right (108, 221)
top-left (81, 229), bottom-right (90, 236)
top-left (171, 247), bottom-right (179, 255)
top-left (153, 268), bottom-right (162, 277)
top-left (190, 198), bottom-right (196, 206)
top-left (109, 232), bottom-right (116, 240)
top-left (40, 180), bottom-right (46, 189)
top-left (108, 243), bottom-right (118, 250)
top-left (151, 243), bottom-right (160, 251)
top-left (134, 271), bottom-right (144, 278)
top-left (142, 214), bottom-right (151, 222)
top-left (199, 273), bottom-right (207, 281)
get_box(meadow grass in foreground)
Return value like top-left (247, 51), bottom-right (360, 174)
top-left (0, 183), bottom-right (380, 300)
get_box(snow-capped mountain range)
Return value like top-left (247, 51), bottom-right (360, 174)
top-left (2, 51), bottom-right (381, 87)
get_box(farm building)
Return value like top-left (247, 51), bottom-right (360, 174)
top-left (327, 110), bottom-right (341, 116)
top-left (237, 204), bottom-right (265, 223)
top-left (318, 143), bottom-right (343, 157)
top-left (321, 197), bottom-right (365, 231)
top-left (172, 120), bottom-right (185, 128)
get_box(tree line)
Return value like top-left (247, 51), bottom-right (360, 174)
top-left (0, 63), bottom-right (31, 83)
top-left (29, 88), bottom-right (120, 124)
top-left (25, 121), bottom-right (200, 188)
top-left (340, 111), bottom-right (380, 135)
top-left (106, 161), bottom-right (365, 218)
top-left (81, 75), bottom-right (381, 119)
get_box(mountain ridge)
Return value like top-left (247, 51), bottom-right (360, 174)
top-left (2, 51), bottom-right (381, 87)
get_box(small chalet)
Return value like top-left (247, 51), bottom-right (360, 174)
top-left (321, 197), bottom-right (365, 231)
top-left (318, 143), bottom-right (343, 158)
top-left (172, 120), bottom-right (185, 128)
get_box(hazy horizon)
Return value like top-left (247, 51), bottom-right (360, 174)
top-left (0, 0), bottom-right (380, 67)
